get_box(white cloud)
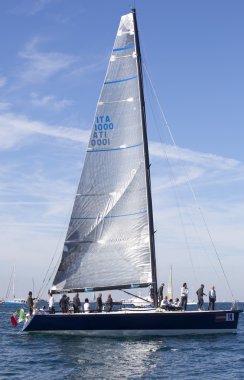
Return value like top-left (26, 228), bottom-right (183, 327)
top-left (11, 0), bottom-right (55, 17)
top-left (18, 37), bottom-right (77, 83)
top-left (149, 141), bottom-right (244, 193)
top-left (30, 92), bottom-right (73, 110)
top-left (0, 112), bottom-right (90, 150)
top-left (150, 142), bottom-right (239, 170)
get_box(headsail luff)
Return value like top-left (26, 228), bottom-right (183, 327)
top-left (52, 11), bottom-right (155, 294)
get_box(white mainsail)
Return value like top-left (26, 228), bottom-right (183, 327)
top-left (52, 13), bottom-right (152, 292)
top-left (167, 266), bottom-right (173, 300)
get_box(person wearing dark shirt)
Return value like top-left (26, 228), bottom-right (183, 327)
top-left (105, 294), bottom-right (113, 312)
top-left (158, 283), bottom-right (165, 303)
top-left (59, 294), bottom-right (69, 313)
top-left (196, 284), bottom-right (206, 310)
top-left (26, 291), bottom-right (35, 316)
top-left (96, 293), bottom-right (103, 312)
top-left (73, 293), bottom-right (81, 313)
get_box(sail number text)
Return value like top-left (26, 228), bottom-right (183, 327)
top-left (91, 115), bottom-right (113, 146)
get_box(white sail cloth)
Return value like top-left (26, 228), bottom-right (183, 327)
top-left (53, 13), bottom-right (152, 291)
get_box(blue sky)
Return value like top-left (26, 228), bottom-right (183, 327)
top-left (0, 0), bottom-right (244, 302)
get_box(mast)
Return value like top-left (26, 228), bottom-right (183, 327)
top-left (167, 265), bottom-right (173, 300)
top-left (13, 264), bottom-right (15, 299)
top-left (132, 9), bottom-right (158, 306)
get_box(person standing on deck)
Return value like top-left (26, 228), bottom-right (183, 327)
top-left (26, 291), bottom-right (35, 316)
top-left (59, 294), bottom-right (69, 313)
top-left (196, 284), bottom-right (206, 310)
top-left (180, 283), bottom-right (188, 310)
top-left (208, 286), bottom-right (216, 310)
top-left (48, 292), bottom-right (55, 314)
top-left (73, 293), bottom-right (81, 313)
top-left (158, 283), bottom-right (165, 304)
top-left (96, 293), bottom-right (103, 312)
top-left (105, 294), bottom-right (113, 312)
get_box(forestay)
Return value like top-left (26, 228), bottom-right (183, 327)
top-left (52, 13), bottom-right (152, 293)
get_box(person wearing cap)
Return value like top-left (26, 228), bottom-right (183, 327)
top-left (196, 284), bottom-right (206, 310)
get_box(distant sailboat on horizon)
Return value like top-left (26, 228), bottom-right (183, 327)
top-left (167, 266), bottom-right (173, 301)
top-left (3, 265), bottom-right (26, 306)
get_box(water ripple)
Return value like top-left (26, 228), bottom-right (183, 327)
top-left (1, 304), bottom-right (244, 379)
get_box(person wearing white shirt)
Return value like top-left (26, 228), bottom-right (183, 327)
top-left (48, 292), bottom-right (55, 314)
top-left (160, 296), bottom-right (169, 310)
top-left (180, 282), bottom-right (189, 310)
top-left (83, 298), bottom-right (90, 313)
top-left (208, 286), bottom-right (216, 310)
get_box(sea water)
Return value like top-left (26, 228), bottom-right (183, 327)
top-left (1, 303), bottom-right (244, 379)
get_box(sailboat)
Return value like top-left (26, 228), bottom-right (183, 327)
top-left (22, 9), bottom-right (241, 335)
top-left (4, 266), bottom-right (26, 306)
top-left (167, 266), bottom-right (173, 301)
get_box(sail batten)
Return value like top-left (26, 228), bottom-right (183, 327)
top-left (52, 11), bottom-right (153, 293)
top-left (87, 142), bottom-right (143, 153)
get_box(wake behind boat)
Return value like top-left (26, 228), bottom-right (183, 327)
top-left (21, 9), bottom-right (241, 335)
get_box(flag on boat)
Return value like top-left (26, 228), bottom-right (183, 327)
top-left (10, 308), bottom-right (26, 327)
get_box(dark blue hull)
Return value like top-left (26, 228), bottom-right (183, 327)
top-left (22, 309), bottom-right (242, 336)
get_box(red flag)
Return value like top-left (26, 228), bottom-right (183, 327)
top-left (11, 315), bottom-right (18, 327)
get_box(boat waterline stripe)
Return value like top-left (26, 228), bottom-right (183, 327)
top-left (113, 44), bottom-right (135, 52)
top-left (71, 210), bottom-right (147, 221)
top-left (87, 142), bottom-right (143, 153)
top-left (26, 329), bottom-right (237, 336)
top-left (104, 75), bottom-right (137, 85)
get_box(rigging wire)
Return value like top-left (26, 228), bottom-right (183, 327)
top-left (120, 289), bottom-right (152, 304)
top-left (37, 194), bottom-right (77, 299)
top-left (144, 69), bottom-right (221, 282)
top-left (37, 231), bottom-right (64, 299)
top-left (142, 60), bottom-right (235, 300)
top-left (143, 69), bottom-right (199, 286)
